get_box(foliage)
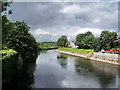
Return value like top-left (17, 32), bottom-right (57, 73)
top-left (37, 42), bottom-right (58, 50)
top-left (99, 31), bottom-right (117, 50)
top-left (2, 15), bottom-right (15, 45)
top-left (57, 35), bottom-right (68, 47)
top-left (65, 42), bottom-right (70, 47)
top-left (1, 1), bottom-right (12, 14)
top-left (81, 35), bottom-right (96, 49)
top-left (92, 37), bottom-right (102, 52)
top-left (75, 31), bottom-right (117, 52)
top-left (3, 21), bottom-right (39, 62)
top-left (75, 31), bottom-right (93, 48)
top-left (0, 49), bottom-right (23, 80)
top-left (58, 48), bottom-right (94, 54)
top-left (111, 48), bottom-right (118, 50)
top-left (1, 1), bottom-right (39, 84)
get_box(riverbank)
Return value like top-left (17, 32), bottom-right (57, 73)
top-left (39, 47), bottom-right (58, 50)
top-left (38, 42), bottom-right (59, 50)
top-left (58, 48), bottom-right (94, 54)
top-left (56, 50), bottom-right (119, 65)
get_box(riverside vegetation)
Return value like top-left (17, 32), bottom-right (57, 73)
top-left (1, 1), bottom-right (119, 86)
top-left (57, 31), bottom-right (119, 53)
top-left (1, 2), bottom-right (39, 82)
top-left (1, 2), bottom-right (59, 83)
top-left (58, 48), bottom-right (94, 54)
top-left (38, 42), bottom-right (59, 50)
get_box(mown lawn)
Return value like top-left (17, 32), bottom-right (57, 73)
top-left (58, 48), bottom-right (94, 54)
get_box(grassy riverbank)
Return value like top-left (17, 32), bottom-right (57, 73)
top-left (58, 48), bottom-right (94, 54)
top-left (38, 42), bottom-right (59, 50)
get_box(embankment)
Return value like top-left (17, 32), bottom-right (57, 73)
top-left (56, 50), bottom-right (119, 65)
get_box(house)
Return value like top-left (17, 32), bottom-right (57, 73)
top-left (69, 41), bottom-right (79, 48)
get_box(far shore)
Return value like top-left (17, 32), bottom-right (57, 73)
top-left (56, 50), bottom-right (119, 66)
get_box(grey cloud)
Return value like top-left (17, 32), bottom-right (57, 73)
top-left (8, 2), bottom-right (118, 42)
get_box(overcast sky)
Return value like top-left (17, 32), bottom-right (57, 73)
top-left (8, 1), bottom-right (118, 42)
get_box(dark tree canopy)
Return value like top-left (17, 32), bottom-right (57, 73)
top-left (1, 1), bottom-right (12, 14)
top-left (2, 2), bottom-right (39, 63)
top-left (74, 30), bottom-right (117, 51)
top-left (3, 21), bottom-right (38, 62)
top-left (99, 30), bottom-right (117, 50)
top-left (75, 31), bottom-right (93, 48)
top-left (81, 35), bottom-right (96, 49)
top-left (57, 35), bottom-right (68, 47)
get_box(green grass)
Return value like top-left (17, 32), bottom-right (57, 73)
top-left (58, 48), bottom-right (94, 54)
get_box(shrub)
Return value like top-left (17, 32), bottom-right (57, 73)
top-left (0, 49), bottom-right (23, 81)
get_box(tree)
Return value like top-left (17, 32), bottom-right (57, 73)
top-left (2, 15), bottom-right (15, 45)
top-left (1, 1), bottom-right (12, 14)
top-left (93, 37), bottom-right (102, 52)
top-left (65, 42), bottom-right (70, 47)
top-left (99, 30), bottom-right (117, 50)
top-left (75, 31), bottom-right (93, 48)
top-left (2, 1), bottom-right (39, 63)
top-left (57, 35), bottom-right (68, 47)
top-left (81, 35), bottom-right (96, 49)
top-left (5, 21), bottom-right (38, 62)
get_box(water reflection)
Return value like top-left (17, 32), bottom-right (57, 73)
top-left (74, 58), bottom-right (118, 88)
top-left (3, 63), bottom-right (36, 89)
top-left (37, 50), bottom-right (48, 54)
top-left (57, 54), bottom-right (68, 68)
top-left (3, 50), bottom-right (119, 88)
top-left (33, 50), bottom-right (118, 88)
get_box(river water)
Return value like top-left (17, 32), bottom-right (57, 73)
top-left (4, 50), bottom-right (119, 89)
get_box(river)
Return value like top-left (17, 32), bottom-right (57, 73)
top-left (3, 50), bottom-right (119, 89)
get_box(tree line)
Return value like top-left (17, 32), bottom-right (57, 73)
top-left (1, 2), bottom-right (39, 82)
top-left (57, 31), bottom-right (118, 51)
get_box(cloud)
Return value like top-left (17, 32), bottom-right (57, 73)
top-left (74, 28), bottom-right (104, 37)
top-left (8, 2), bottom-right (118, 42)
top-left (33, 28), bottom-right (50, 35)
top-left (30, 28), bottom-right (61, 42)
top-left (30, 27), bottom-right (114, 42)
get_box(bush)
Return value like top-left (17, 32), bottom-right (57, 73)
top-left (0, 49), bottom-right (23, 81)
top-left (111, 48), bottom-right (118, 50)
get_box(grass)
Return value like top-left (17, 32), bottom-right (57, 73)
top-left (58, 48), bottom-right (94, 54)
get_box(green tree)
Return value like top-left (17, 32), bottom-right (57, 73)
top-left (99, 30), bottom-right (117, 50)
top-left (5, 21), bottom-right (38, 62)
top-left (93, 37), bottom-right (102, 52)
top-left (1, 1), bottom-right (12, 14)
top-left (2, 2), bottom-right (39, 63)
top-left (65, 42), bottom-right (70, 47)
top-left (2, 15), bottom-right (15, 45)
top-left (1, 1), bottom-right (39, 83)
top-left (75, 31), bottom-right (93, 48)
top-left (57, 35), bottom-right (68, 47)
top-left (81, 35), bottom-right (96, 49)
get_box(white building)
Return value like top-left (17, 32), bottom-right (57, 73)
top-left (69, 42), bottom-right (79, 48)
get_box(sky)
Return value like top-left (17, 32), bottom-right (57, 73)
top-left (8, 1), bottom-right (118, 42)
